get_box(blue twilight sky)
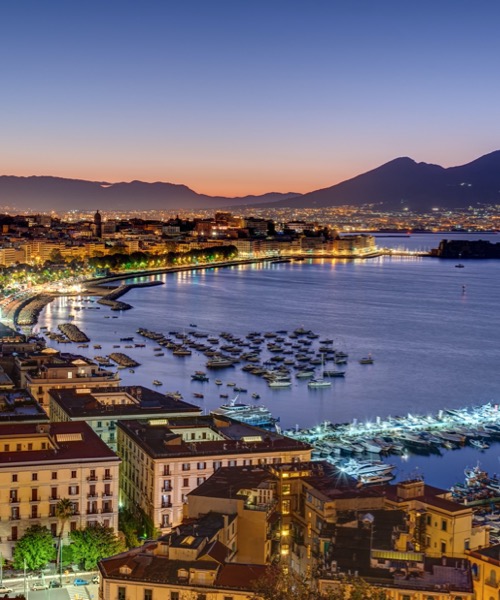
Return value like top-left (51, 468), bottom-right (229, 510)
top-left (1, 0), bottom-right (499, 196)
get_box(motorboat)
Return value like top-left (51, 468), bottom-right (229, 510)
top-left (308, 378), bottom-right (331, 388)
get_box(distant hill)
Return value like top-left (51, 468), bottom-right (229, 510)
top-left (2, 150), bottom-right (500, 213)
top-left (0, 175), bottom-right (300, 212)
top-left (261, 150), bottom-right (500, 211)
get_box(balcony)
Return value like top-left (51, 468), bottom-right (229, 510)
top-left (88, 493), bottom-right (99, 499)
top-left (9, 497), bottom-right (19, 504)
top-left (86, 510), bottom-right (99, 515)
top-left (102, 492), bottom-right (113, 499)
top-left (87, 476), bottom-right (98, 482)
top-left (485, 578), bottom-right (500, 588)
top-left (161, 487), bottom-right (172, 493)
top-left (103, 475), bottom-right (113, 481)
top-left (161, 502), bottom-right (172, 508)
top-left (29, 497), bottom-right (40, 503)
top-left (10, 516), bottom-right (20, 521)
top-left (49, 496), bottom-right (60, 502)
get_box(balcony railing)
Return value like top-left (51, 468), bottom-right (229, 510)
top-left (485, 578), bottom-right (499, 588)
top-left (102, 492), bottom-right (113, 498)
top-left (87, 476), bottom-right (98, 482)
top-left (9, 498), bottom-right (19, 504)
top-left (88, 493), bottom-right (99, 499)
top-left (161, 502), bottom-right (172, 508)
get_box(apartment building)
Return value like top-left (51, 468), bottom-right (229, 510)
top-left (117, 415), bottom-right (311, 532)
top-left (24, 354), bottom-right (120, 414)
top-left (99, 539), bottom-right (269, 600)
top-left (0, 421), bottom-right (120, 557)
top-left (49, 385), bottom-right (202, 452)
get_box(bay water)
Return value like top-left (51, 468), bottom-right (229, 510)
top-left (35, 234), bottom-right (500, 488)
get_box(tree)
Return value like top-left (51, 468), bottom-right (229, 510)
top-left (70, 524), bottom-right (124, 570)
top-left (55, 498), bottom-right (74, 568)
top-left (251, 566), bottom-right (389, 600)
top-left (12, 525), bottom-right (55, 572)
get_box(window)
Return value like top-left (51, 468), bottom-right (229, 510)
top-left (182, 463), bottom-right (190, 471)
top-left (31, 489), bottom-right (38, 501)
top-left (12, 474), bottom-right (17, 483)
top-left (224, 596), bottom-right (234, 600)
top-left (197, 594), bottom-right (207, 600)
top-left (441, 541), bottom-right (447, 554)
top-left (28, 443), bottom-right (33, 451)
top-left (197, 462), bottom-right (206, 470)
top-left (197, 477), bottom-right (205, 486)
top-left (162, 515), bottom-right (169, 527)
top-left (228, 459), bottom-right (237, 467)
top-left (4, 444), bottom-right (9, 452)
top-left (32, 473), bottom-right (38, 481)
top-left (170, 593), bottom-right (179, 600)
top-left (68, 485), bottom-right (79, 495)
top-left (51, 472), bottom-right (57, 480)
top-left (213, 461), bottom-right (222, 470)
top-left (71, 470), bottom-right (77, 478)
top-left (51, 523), bottom-right (57, 536)
top-left (31, 505), bottom-right (38, 519)
top-left (118, 587), bottom-right (126, 600)
top-left (183, 478), bottom-right (189, 488)
top-left (16, 444), bottom-right (21, 451)
top-left (441, 519), bottom-right (447, 531)
top-left (10, 526), bottom-right (18, 541)
top-left (426, 514), bottom-right (431, 525)
top-left (144, 590), bottom-right (153, 600)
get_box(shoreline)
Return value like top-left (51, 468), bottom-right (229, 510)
top-left (4, 252), bottom-right (424, 329)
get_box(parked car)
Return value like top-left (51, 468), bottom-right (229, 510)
top-left (49, 580), bottom-right (62, 588)
top-left (0, 586), bottom-right (13, 594)
top-left (91, 575), bottom-right (99, 584)
top-left (74, 578), bottom-right (89, 586)
top-left (32, 582), bottom-right (49, 591)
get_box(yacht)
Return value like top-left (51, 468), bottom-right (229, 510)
top-left (268, 380), bottom-right (292, 388)
top-left (206, 357), bottom-right (234, 369)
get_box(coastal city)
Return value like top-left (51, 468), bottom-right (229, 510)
top-left (2, 1), bottom-right (500, 599)
top-left (0, 207), bottom-right (498, 599)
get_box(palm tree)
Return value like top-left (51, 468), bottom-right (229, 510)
top-left (55, 498), bottom-right (74, 570)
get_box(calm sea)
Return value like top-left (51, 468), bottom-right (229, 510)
top-left (35, 233), bottom-right (500, 488)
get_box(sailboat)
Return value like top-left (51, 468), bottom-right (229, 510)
top-left (308, 353), bottom-right (332, 388)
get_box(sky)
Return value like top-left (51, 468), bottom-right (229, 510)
top-left (1, 0), bottom-right (499, 197)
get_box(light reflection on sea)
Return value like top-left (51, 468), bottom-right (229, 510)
top-left (34, 234), bottom-right (500, 489)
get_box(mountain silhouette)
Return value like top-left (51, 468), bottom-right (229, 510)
top-left (263, 150), bottom-right (500, 211)
top-left (1, 151), bottom-right (499, 212)
top-left (0, 175), bottom-right (300, 212)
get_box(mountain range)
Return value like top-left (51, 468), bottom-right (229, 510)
top-left (1, 150), bottom-right (499, 213)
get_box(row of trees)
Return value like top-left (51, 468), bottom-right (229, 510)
top-left (12, 523), bottom-right (124, 572)
top-left (87, 245), bottom-right (238, 271)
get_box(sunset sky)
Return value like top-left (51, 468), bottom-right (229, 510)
top-left (1, 0), bottom-right (499, 196)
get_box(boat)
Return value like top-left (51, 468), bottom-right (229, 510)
top-left (295, 370), bottom-right (315, 379)
top-left (120, 337), bottom-right (134, 341)
top-left (268, 380), bottom-right (292, 388)
top-left (470, 439), bottom-right (490, 450)
top-left (358, 474), bottom-right (395, 485)
top-left (129, 369), bottom-right (135, 373)
top-left (252, 393), bottom-right (260, 399)
top-left (214, 379), bottom-right (223, 385)
top-left (191, 372), bottom-right (209, 382)
top-left (173, 348), bottom-right (192, 356)
top-left (206, 357), bottom-right (234, 369)
top-left (455, 263), bottom-right (465, 268)
top-left (152, 380), bottom-right (163, 386)
top-left (193, 392), bottom-right (204, 399)
top-left (323, 370), bottom-right (345, 377)
top-left (154, 352), bottom-right (165, 357)
top-left (211, 397), bottom-right (278, 429)
top-left (308, 378), bottom-right (332, 388)
top-left (359, 354), bottom-right (374, 365)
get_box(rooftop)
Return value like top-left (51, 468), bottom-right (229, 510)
top-left (49, 385), bottom-right (202, 418)
top-left (118, 416), bottom-right (311, 459)
top-left (0, 388), bottom-right (49, 423)
top-left (0, 421), bottom-right (119, 465)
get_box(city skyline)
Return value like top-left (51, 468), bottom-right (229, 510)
top-left (2, 1), bottom-right (499, 196)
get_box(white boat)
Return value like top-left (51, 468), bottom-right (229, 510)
top-left (268, 380), bottom-right (292, 388)
top-left (295, 370), bottom-right (315, 379)
top-left (308, 378), bottom-right (331, 388)
top-left (470, 439), bottom-right (490, 450)
top-left (358, 473), bottom-right (394, 485)
top-left (152, 380), bottom-right (163, 386)
top-left (359, 354), bottom-right (374, 364)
